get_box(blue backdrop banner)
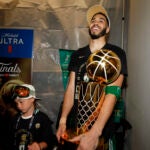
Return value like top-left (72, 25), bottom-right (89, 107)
top-left (0, 28), bottom-right (33, 58)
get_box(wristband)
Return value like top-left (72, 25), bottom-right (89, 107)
top-left (105, 86), bottom-right (121, 100)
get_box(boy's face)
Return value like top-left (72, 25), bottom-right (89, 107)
top-left (15, 97), bottom-right (35, 114)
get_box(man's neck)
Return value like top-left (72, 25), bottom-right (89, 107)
top-left (89, 37), bottom-right (106, 53)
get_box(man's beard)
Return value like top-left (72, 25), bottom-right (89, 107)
top-left (89, 28), bottom-right (107, 39)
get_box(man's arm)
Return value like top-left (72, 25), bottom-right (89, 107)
top-left (56, 71), bottom-right (75, 141)
top-left (60, 71), bottom-right (75, 121)
top-left (90, 74), bottom-right (124, 137)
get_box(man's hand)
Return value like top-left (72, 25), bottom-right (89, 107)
top-left (56, 123), bottom-right (67, 142)
top-left (28, 142), bottom-right (47, 150)
top-left (69, 131), bottom-right (99, 150)
top-left (28, 142), bottom-right (41, 150)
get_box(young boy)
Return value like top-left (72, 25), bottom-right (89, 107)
top-left (9, 84), bottom-right (54, 150)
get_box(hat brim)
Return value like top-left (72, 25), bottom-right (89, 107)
top-left (15, 96), bottom-right (41, 100)
top-left (35, 97), bottom-right (41, 100)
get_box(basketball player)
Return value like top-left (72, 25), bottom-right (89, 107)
top-left (56, 4), bottom-right (127, 150)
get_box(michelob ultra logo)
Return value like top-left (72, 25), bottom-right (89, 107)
top-left (0, 28), bottom-right (33, 58)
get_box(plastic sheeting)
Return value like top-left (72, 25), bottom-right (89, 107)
top-left (0, 0), bottom-right (127, 131)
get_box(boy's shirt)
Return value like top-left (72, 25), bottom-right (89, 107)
top-left (9, 110), bottom-right (54, 150)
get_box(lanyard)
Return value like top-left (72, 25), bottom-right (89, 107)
top-left (15, 109), bottom-right (39, 130)
top-left (16, 114), bottom-right (34, 130)
top-left (14, 109), bottom-right (39, 147)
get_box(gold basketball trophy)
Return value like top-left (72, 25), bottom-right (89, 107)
top-left (61, 49), bottom-right (121, 149)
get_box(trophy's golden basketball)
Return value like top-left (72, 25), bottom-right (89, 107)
top-left (86, 49), bottom-right (121, 84)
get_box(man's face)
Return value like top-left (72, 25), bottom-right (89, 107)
top-left (89, 13), bottom-right (109, 39)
